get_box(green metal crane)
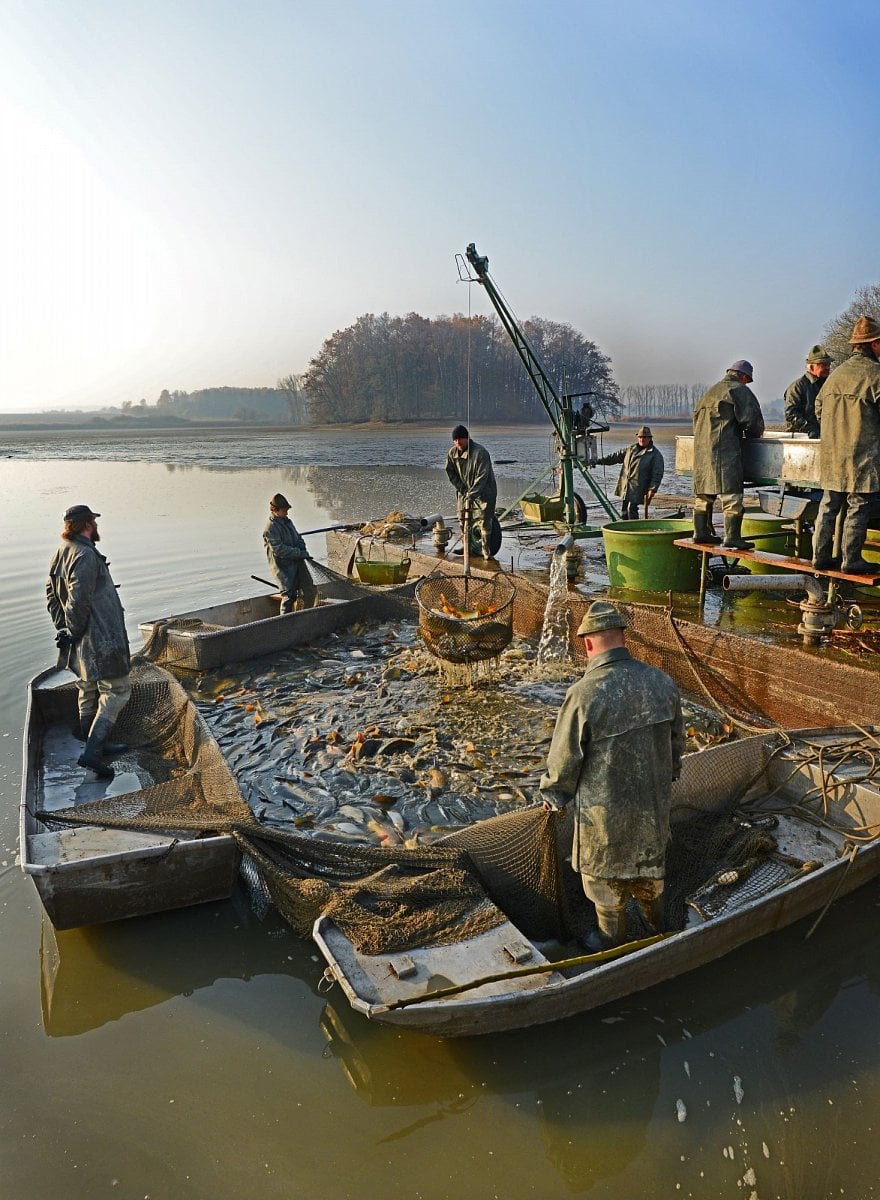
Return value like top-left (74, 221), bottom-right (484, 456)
top-left (461, 242), bottom-right (619, 526)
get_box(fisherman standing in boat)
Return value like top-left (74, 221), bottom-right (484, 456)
top-left (263, 493), bottom-right (317, 612)
top-left (445, 424), bottom-right (498, 560)
top-left (784, 345), bottom-right (832, 438)
top-left (691, 360), bottom-right (765, 550)
top-left (539, 600), bottom-right (684, 952)
top-left (811, 316), bottom-right (880, 574)
top-left (595, 425), bottom-right (665, 519)
top-left (46, 504), bottom-right (131, 780)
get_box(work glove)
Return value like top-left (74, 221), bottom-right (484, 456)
top-left (54, 629), bottom-right (75, 650)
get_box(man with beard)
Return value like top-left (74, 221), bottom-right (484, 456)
top-left (47, 504), bottom-right (131, 779)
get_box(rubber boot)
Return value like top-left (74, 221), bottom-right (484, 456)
top-left (72, 709), bottom-right (98, 742)
top-left (90, 713), bottom-right (128, 757)
top-left (77, 733), bottom-right (114, 779)
top-left (841, 518), bottom-right (875, 574)
top-left (720, 514), bottom-right (754, 551)
top-left (692, 510), bottom-right (721, 545)
top-left (639, 894), bottom-right (665, 933)
top-left (581, 904), bottom-right (627, 952)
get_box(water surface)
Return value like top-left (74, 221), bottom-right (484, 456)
top-left (2, 429), bottom-right (878, 1199)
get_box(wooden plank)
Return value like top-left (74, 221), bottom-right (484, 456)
top-left (672, 539), bottom-right (880, 585)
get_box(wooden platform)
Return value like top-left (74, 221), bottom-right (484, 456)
top-left (673, 539), bottom-right (880, 586)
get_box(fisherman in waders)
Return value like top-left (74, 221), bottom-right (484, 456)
top-left (445, 424), bottom-right (498, 559)
top-left (539, 601), bottom-right (684, 951)
top-left (784, 345), bottom-right (832, 439)
top-left (811, 316), bottom-right (880, 574)
top-left (263, 493), bottom-right (317, 612)
top-left (596, 425), bottom-right (665, 519)
top-left (691, 360), bottom-right (765, 550)
top-left (46, 504), bottom-right (131, 780)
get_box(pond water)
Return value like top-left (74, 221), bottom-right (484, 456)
top-left (1, 426), bottom-right (879, 1199)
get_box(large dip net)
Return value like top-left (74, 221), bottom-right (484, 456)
top-left (415, 573), bottom-right (515, 664)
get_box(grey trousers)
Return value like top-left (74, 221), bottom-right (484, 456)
top-left (693, 492), bottom-right (744, 518)
top-left (279, 563), bottom-right (318, 614)
top-left (76, 674), bottom-right (132, 737)
top-left (812, 491), bottom-right (877, 566)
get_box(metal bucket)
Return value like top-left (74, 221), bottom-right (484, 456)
top-left (601, 519), bottom-right (700, 593)
top-left (415, 574), bottom-right (515, 663)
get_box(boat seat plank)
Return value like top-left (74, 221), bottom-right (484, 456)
top-left (30, 826), bottom-right (179, 868)
top-left (318, 919), bottom-right (566, 1007)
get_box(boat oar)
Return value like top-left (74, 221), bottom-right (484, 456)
top-left (367, 932), bottom-right (669, 1014)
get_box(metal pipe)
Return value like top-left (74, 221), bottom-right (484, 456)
top-left (555, 534), bottom-right (575, 555)
top-left (723, 573), bottom-right (808, 592)
top-left (419, 513), bottom-right (446, 528)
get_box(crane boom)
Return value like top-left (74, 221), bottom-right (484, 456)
top-left (464, 243), bottom-right (619, 523)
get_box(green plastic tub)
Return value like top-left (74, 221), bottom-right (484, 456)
top-left (601, 519), bottom-right (700, 592)
top-left (740, 514), bottom-right (795, 575)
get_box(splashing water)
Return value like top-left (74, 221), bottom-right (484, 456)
top-left (537, 551), bottom-right (572, 664)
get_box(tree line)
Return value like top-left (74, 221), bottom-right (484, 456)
top-left (301, 312), bottom-right (621, 424)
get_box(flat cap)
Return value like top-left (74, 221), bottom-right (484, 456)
top-left (270, 493), bottom-right (290, 509)
top-left (576, 599), bottom-right (627, 636)
top-left (728, 360), bottom-right (754, 380)
top-left (63, 504), bottom-right (100, 522)
top-left (451, 424), bottom-right (469, 440)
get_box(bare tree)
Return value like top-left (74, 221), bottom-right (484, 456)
top-left (824, 283), bottom-right (880, 366)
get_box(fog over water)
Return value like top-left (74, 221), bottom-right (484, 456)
top-left (2, 428), bottom-right (879, 1199)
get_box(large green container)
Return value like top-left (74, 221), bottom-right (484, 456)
top-left (602, 519), bottom-right (700, 592)
top-left (740, 513), bottom-right (796, 575)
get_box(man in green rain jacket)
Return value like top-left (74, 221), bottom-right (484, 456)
top-left (445, 424), bottom-right (498, 559)
top-left (784, 345), bottom-right (832, 438)
top-left (539, 601), bottom-right (684, 951)
top-left (596, 425), bottom-right (665, 519)
top-left (691, 360), bottom-right (765, 550)
top-left (812, 316), bottom-right (880, 574)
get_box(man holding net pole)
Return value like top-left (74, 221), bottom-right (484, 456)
top-left (539, 600), bottom-right (684, 951)
top-left (445, 424), bottom-right (498, 560)
top-left (263, 493), bottom-right (318, 612)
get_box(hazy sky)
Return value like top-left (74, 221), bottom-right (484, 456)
top-left (1, 0), bottom-right (877, 412)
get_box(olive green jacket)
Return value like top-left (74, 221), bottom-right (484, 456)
top-left (445, 440), bottom-right (497, 504)
top-left (539, 647), bottom-right (684, 880)
top-left (46, 534), bottom-right (131, 681)
top-left (692, 373), bottom-right (765, 495)
top-left (784, 372), bottom-right (822, 438)
top-left (603, 443), bottom-right (665, 504)
top-left (815, 347), bottom-right (880, 493)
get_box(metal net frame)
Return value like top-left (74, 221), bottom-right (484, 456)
top-left (415, 573), bottom-right (515, 664)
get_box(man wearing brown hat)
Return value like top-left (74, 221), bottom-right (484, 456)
top-left (46, 505), bottom-right (132, 779)
top-left (811, 316), bottom-right (880, 573)
top-left (691, 360), bottom-right (765, 550)
top-left (784, 345), bottom-right (832, 439)
top-left (263, 493), bottom-right (317, 612)
top-left (539, 600), bottom-right (683, 951)
top-left (596, 426), bottom-right (665, 519)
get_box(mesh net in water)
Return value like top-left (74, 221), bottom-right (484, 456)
top-left (416, 573), bottom-right (515, 664)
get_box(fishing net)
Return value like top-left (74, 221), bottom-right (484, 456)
top-left (416, 573), bottom-right (515, 664)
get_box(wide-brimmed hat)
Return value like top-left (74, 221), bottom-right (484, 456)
top-left (806, 344), bottom-right (832, 365)
top-left (849, 316), bottom-right (880, 344)
top-left (576, 600), bottom-right (627, 636)
top-left (63, 504), bottom-right (100, 522)
top-left (637, 425), bottom-right (652, 437)
top-left (728, 359), bottom-right (754, 380)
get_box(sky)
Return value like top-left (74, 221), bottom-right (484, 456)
top-left (1, 0), bottom-right (878, 412)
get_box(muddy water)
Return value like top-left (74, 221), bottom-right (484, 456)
top-left (2, 431), bottom-right (880, 1199)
